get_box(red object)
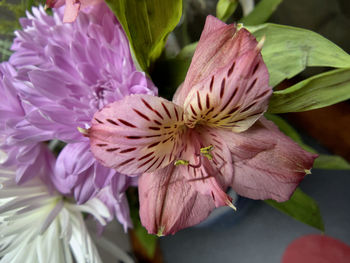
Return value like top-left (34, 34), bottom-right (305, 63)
top-left (282, 234), bottom-right (350, 263)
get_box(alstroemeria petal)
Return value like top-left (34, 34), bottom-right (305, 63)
top-left (174, 16), bottom-right (233, 105)
top-left (183, 39), bottom-right (271, 133)
top-left (139, 165), bottom-right (215, 235)
top-left (63, 0), bottom-right (81, 23)
top-left (198, 127), bottom-right (234, 187)
top-left (175, 128), bottom-right (233, 207)
top-left (218, 118), bottom-right (318, 202)
top-left (174, 15), bottom-right (258, 106)
top-left (89, 94), bottom-right (186, 175)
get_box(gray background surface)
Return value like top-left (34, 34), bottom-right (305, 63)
top-left (159, 169), bottom-right (350, 263)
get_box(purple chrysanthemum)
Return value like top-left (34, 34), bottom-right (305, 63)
top-left (0, 62), bottom-right (53, 184)
top-left (6, 3), bottom-right (157, 229)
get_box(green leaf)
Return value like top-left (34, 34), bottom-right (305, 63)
top-left (314, 155), bottom-right (350, 170)
top-left (240, 0), bottom-right (283, 26)
top-left (105, 0), bottom-right (182, 73)
top-left (247, 23), bottom-right (350, 87)
top-left (128, 189), bottom-right (157, 259)
top-left (216, 0), bottom-right (238, 22)
top-left (268, 68), bottom-right (350, 113)
top-left (265, 113), bottom-right (350, 170)
top-left (177, 42), bottom-right (197, 60)
top-left (132, 217), bottom-right (158, 258)
top-left (265, 188), bottom-right (324, 231)
top-left (0, 39), bottom-right (12, 62)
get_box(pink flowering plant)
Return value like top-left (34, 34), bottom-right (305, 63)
top-left (0, 0), bottom-right (350, 261)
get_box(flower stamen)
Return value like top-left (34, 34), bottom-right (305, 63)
top-left (174, 154), bottom-right (203, 168)
top-left (174, 160), bottom-right (189, 166)
top-left (200, 145), bottom-right (214, 160)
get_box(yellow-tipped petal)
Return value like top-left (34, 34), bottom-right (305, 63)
top-left (157, 226), bottom-right (165, 237)
top-left (256, 35), bottom-right (266, 51)
top-left (305, 169), bottom-right (312, 175)
top-left (226, 199), bottom-right (237, 211)
top-left (77, 127), bottom-right (88, 135)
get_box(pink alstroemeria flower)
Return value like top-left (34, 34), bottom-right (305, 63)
top-left (89, 16), bottom-right (317, 235)
top-left (46, 0), bottom-right (103, 22)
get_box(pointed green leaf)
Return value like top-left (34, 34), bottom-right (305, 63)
top-left (240, 0), bottom-right (283, 26)
top-left (128, 189), bottom-right (157, 258)
top-left (268, 68), bottom-right (350, 113)
top-left (0, 39), bottom-right (12, 62)
top-left (247, 24), bottom-right (350, 87)
top-left (132, 217), bottom-right (158, 258)
top-left (216, 0), bottom-right (238, 22)
top-left (314, 155), bottom-right (350, 170)
top-left (105, 0), bottom-right (182, 73)
top-left (265, 113), bottom-right (350, 170)
top-left (265, 188), bottom-right (324, 231)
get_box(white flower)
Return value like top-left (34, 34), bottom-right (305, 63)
top-left (0, 167), bottom-right (110, 263)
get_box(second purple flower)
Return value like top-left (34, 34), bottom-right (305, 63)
top-left (6, 3), bottom-right (157, 230)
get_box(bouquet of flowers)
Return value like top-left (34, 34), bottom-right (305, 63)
top-left (0, 0), bottom-right (349, 262)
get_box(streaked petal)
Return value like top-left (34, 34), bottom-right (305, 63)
top-left (177, 129), bottom-right (233, 206)
top-left (174, 15), bottom-right (234, 105)
top-left (183, 35), bottom-right (271, 132)
top-left (174, 15), bottom-right (257, 106)
top-left (139, 128), bottom-right (235, 235)
top-left (89, 94), bottom-right (186, 174)
top-left (138, 165), bottom-right (215, 235)
top-left (197, 127), bottom-right (234, 187)
top-left (218, 118), bottom-right (318, 202)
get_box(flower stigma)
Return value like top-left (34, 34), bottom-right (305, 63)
top-left (174, 145), bottom-right (215, 168)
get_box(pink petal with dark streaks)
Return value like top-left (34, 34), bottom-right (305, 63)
top-left (89, 94), bottom-right (186, 174)
top-left (218, 117), bottom-right (317, 202)
top-left (138, 165), bottom-right (216, 235)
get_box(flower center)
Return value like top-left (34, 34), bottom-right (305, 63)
top-left (90, 80), bottom-right (115, 110)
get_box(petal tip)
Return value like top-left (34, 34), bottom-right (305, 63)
top-left (77, 126), bottom-right (88, 135)
top-left (156, 226), bottom-right (165, 237)
top-left (304, 169), bottom-right (312, 175)
top-left (225, 199), bottom-right (237, 211)
top-left (256, 35), bottom-right (266, 51)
